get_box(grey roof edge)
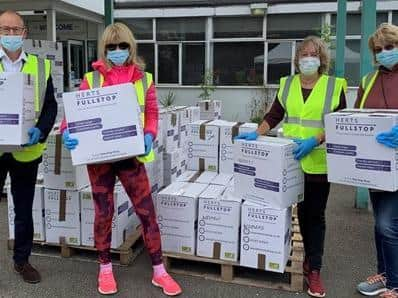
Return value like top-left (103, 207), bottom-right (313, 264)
top-left (114, 0), bottom-right (332, 9)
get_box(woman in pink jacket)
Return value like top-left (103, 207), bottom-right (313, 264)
top-left (60, 23), bottom-right (182, 296)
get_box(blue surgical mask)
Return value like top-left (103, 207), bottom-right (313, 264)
top-left (299, 57), bottom-right (321, 76)
top-left (376, 48), bottom-right (398, 69)
top-left (107, 49), bottom-right (129, 66)
top-left (0, 35), bottom-right (24, 52)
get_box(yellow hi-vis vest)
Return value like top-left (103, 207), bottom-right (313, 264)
top-left (0, 54), bottom-right (51, 162)
top-left (278, 74), bottom-right (347, 174)
top-left (85, 70), bottom-right (155, 163)
top-left (358, 70), bottom-right (379, 108)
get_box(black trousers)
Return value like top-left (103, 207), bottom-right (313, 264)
top-left (298, 175), bottom-right (331, 271)
top-left (0, 153), bottom-right (40, 265)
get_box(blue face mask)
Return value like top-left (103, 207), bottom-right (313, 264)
top-left (0, 35), bottom-right (24, 52)
top-left (107, 49), bottom-right (129, 66)
top-left (298, 57), bottom-right (321, 76)
top-left (376, 48), bottom-right (398, 69)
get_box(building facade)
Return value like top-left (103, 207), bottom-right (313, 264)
top-left (115, 0), bottom-right (398, 121)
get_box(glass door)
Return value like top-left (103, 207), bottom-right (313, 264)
top-left (67, 40), bottom-right (85, 91)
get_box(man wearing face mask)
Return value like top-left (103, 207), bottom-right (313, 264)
top-left (355, 24), bottom-right (398, 298)
top-left (0, 10), bottom-right (57, 284)
top-left (236, 36), bottom-right (347, 298)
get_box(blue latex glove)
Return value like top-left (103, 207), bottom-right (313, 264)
top-left (143, 133), bottom-right (154, 156)
top-left (293, 136), bottom-right (318, 160)
top-left (25, 127), bottom-right (42, 146)
top-left (62, 130), bottom-right (79, 150)
top-left (234, 131), bottom-right (259, 141)
top-left (376, 125), bottom-right (398, 148)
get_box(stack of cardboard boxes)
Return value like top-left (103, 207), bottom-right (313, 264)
top-left (42, 131), bottom-right (90, 245)
top-left (162, 106), bottom-right (200, 187)
top-left (233, 136), bottom-right (304, 272)
top-left (24, 40), bottom-right (64, 124)
top-left (158, 120), bottom-right (304, 273)
top-left (196, 100), bottom-right (222, 120)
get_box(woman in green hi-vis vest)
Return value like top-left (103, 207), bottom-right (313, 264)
top-left (236, 36), bottom-right (347, 298)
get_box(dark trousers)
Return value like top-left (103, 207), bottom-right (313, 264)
top-left (370, 191), bottom-right (398, 289)
top-left (0, 153), bottom-right (40, 265)
top-left (298, 176), bottom-right (331, 271)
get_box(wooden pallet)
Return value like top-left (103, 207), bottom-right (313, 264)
top-left (7, 226), bottom-right (144, 266)
top-left (164, 216), bottom-right (305, 292)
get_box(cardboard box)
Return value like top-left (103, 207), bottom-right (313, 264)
top-left (240, 201), bottom-right (291, 273)
top-left (215, 120), bottom-right (258, 174)
top-left (7, 185), bottom-right (45, 241)
top-left (176, 170), bottom-right (200, 183)
top-left (160, 109), bottom-right (179, 153)
top-left (164, 149), bottom-right (186, 186)
top-left (187, 120), bottom-right (219, 172)
top-left (197, 185), bottom-right (241, 261)
top-left (44, 189), bottom-right (80, 245)
top-left (43, 132), bottom-right (90, 190)
top-left (234, 137), bottom-right (304, 209)
top-left (325, 110), bottom-right (398, 191)
top-left (62, 83), bottom-right (145, 165)
top-left (126, 201), bottom-right (142, 234)
top-left (173, 106), bottom-right (188, 149)
top-left (145, 157), bottom-right (163, 204)
top-left (157, 182), bottom-right (208, 255)
top-left (196, 100), bottom-right (222, 120)
top-left (176, 171), bottom-right (221, 185)
top-left (80, 185), bottom-right (130, 249)
top-left (186, 106), bottom-right (201, 123)
top-left (0, 73), bottom-right (35, 151)
top-left (195, 171), bottom-right (218, 184)
top-left (211, 173), bottom-right (234, 186)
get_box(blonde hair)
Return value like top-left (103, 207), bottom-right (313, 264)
top-left (99, 22), bottom-right (145, 70)
top-left (294, 36), bottom-right (330, 75)
top-left (369, 23), bottom-right (398, 64)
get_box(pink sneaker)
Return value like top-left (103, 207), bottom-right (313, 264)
top-left (98, 269), bottom-right (118, 295)
top-left (152, 273), bottom-right (182, 296)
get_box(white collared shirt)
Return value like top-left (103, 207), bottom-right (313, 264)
top-left (0, 48), bottom-right (27, 72)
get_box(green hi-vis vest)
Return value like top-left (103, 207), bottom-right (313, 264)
top-left (0, 54), bottom-right (51, 162)
top-left (278, 74), bottom-right (347, 174)
top-left (359, 70), bottom-right (379, 108)
top-left (85, 70), bottom-right (155, 163)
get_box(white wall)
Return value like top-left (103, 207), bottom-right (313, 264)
top-left (157, 86), bottom-right (359, 122)
top-left (60, 0), bottom-right (105, 15)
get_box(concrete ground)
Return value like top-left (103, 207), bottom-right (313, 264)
top-left (0, 184), bottom-right (375, 298)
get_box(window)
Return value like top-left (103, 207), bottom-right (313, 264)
top-left (118, 19), bottom-right (153, 40)
top-left (213, 42), bottom-right (264, 85)
top-left (331, 13), bottom-right (388, 36)
top-left (137, 44), bottom-right (155, 75)
top-left (213, 17), bottom-right (263, 38)
top-left (156, 18), bottom-right (205, 41)
top-left (182, 44), bottom-right (205, 85)
top-left (267, 42), bottom-right (293, 84)
top-left (392, 12), bottom-right (398, 25)
top-left (158, 44), bottom-right (179, 84)
top-left (267, 14), bottom-right (322, 39)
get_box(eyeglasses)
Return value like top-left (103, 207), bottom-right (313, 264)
top-left (105, 42), bottom-right (130, 51)
top-left (374, 44), bottom-right (396, 54)
top-left (0, 26), bottom-right (25, 35)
